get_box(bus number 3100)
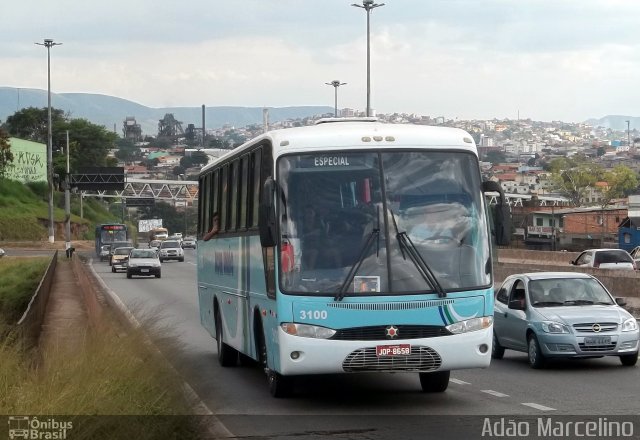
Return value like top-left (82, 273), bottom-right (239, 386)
top-left (299, 310), bottom-right (328, 320)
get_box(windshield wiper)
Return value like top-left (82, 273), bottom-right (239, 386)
top-left (386, 206), bottom-right (446, 297)
top-left (396, 232), bottom-right (446, 297)
top-left (564, 299), bottom-right (594, 305)
top-left (335, 206), bottom-right (381, 301)
top-left (335, 228), bottom-right (379, 301)
top-left (532, 301), bottom-right (564, 307)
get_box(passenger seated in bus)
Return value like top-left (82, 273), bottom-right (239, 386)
top-left (203, 213), bottom-right (220, 241)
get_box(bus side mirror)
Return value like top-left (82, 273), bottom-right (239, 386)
top-left (259, 178), bottom-right (277, 247)
top-left (482, 181), bottom-right (511, 246)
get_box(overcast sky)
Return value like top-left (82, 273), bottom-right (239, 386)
top-left (2, 0), bottom-right (639, 122)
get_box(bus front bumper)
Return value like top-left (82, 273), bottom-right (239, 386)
top-left (276, 326), bottom-right (492, 375)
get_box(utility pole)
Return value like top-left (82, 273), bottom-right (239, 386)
top-left (64, 130), bottom-right (71, 253)
top-left (36, 38), bottom-right (62, 243)
top-left (325, 80), bottom-right (347, 117)
top-left (626, 120), bottom-right (631, 149)
top-left (352, 0), bottom-right (384, 117)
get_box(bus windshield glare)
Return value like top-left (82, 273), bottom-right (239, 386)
top-left (277, 150), bottom-right (491, 295)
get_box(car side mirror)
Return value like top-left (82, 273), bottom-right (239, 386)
top-left (570, 260), bottom-right (577, 265)
top-left (508, 299), bottom-right (525, 310)
top-left (615, 297), bottom-right (627, 307)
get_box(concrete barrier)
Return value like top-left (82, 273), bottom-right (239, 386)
top-left (16, 250), bottom-right (58, 347)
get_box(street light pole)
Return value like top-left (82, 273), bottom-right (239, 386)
top-left (352, 0), bottom-right (384, 117)
top-left (36, 38), bottom-right (62, 243)
top-left (64, 130), bottom-right (71, 252)
top-left (325, 80), bottom-right (347, 117)
top-left (626, 120), bottom-right (631, 149)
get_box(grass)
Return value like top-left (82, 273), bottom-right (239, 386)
top-left (0, 256), bottom-right (49, 324)
top-left (0, 316), bottom-right (201, 439)
top-left (0, 179), bottom-right (121, 241)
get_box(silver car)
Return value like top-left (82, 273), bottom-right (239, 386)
top-left (493, 272), bottom-right (639, 368)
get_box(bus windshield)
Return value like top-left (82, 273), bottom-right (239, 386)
top-left (277, 150), bottom-right (491, 296)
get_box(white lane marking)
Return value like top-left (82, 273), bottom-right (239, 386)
top-left (522, 402), bottom-right (556, 411)
top-left (186, 262), bottom-right (197, 266)
top-left (450, 378), bottom-right (471, 385)
top-left (481, 389), bottom-right (509, 398)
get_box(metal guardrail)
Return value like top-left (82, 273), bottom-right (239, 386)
top-left (16, 250), bottom-right (58, 347)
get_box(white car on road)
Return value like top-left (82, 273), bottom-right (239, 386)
top-left (159, 240), bottom-right (184, 262)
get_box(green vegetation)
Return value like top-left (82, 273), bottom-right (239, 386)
top-left (0, 322), bottom-right (199, 438)
top-left (0, 257), bottom-right (49, 324)
top-left (0, 179), bottom-right (122, 241)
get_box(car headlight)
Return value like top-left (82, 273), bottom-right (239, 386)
top-left (281, 323), bottom-right (336, 339)
top-left (128, 263), bottom-right (137, 268)
top-left (622, 318), bottom-right (639, 332)
top-left (446, 316), bottom-right (493, 334)
top-left (541, 321), bottom-right (569, 333)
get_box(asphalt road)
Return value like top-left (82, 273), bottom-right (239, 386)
top-left (90, 250), bottom-right (640, 438)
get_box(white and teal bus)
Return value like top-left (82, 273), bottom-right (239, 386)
top-left (197, 119), bottom-right (510, 397)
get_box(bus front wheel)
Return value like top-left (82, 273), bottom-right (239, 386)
top-left (258, 328), bottom-right (293, 398)
top-left (419, 370), bottom-right (450, 392)
top-left (215, 311), bottom-right (237, 367)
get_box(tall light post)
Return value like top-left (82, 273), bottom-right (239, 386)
top-left (626, 120), bottom-right (631, 149)
top-left (325, 80), bottom-right (347, 117)
top-left (352, 0), bottom-right (384, 117)
top-left (36, 38), bottom-right (62, 243)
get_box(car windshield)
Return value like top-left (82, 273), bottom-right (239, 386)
top-left (115, 247), bottom-right (133, 255)
top-left (594, 250), bottom-right (632, 264)
top-left (528, 278), bottom-right (614, 306)
top-left (161, 241), bottom-right (180, 248)
top-left (276, 150), bottom-right (491, 296)
top-left (130, 250), bottom-right (157, 259)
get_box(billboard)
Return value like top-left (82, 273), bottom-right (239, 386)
top-left (5, 138), bottom-right (47, 183)
top-left (138, 219), bottom-right (163, 233)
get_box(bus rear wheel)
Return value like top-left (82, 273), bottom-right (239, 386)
top-left (257, 327), bottom-right (293, 398)
top-left (419, 370), bottom-right (450, 392)
top-left (215, 311), bottom-right (237, 367)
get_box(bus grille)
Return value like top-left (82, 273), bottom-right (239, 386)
top-left (331, 325), bottom-right (451, 341)
top-left (328, 299), bottom-right (454, 311)
top-left (342, 346), bottom-right (442, 372)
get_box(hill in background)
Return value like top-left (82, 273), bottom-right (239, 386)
top-left (584, 115), bottom-right (640, 132)
top-left (0, 87), bottom-right (333, 135)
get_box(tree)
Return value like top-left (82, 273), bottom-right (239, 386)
top-left (3, 108), bottom-right (117, 177)
top-left (173, 165), bottom-right (186, 176)
top-left (2, 107), bottom-right (66, 143)
top-left (0, 129), bottom-right (14, 179)
top-left (598, 165), bottom-right (638, 208)
top-left (115, 138), bottom-right (141, 165)
top-left (485, 150), bottom-right (506, 164)
top-left (548, 157), bottom-right (600, 206)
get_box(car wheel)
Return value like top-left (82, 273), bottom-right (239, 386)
top-left (256, 327), bottom-right (292, 397)
top-left (419, 370), bottom-right (450, 392)
top-left (179, 257), bottom-right (184, 262)
top-left (126, 271), bottom-right (132, 279)
top-left (620, 351), bottom-right (638, 367)
top-left (155, 272), bottom-right (161, 279)
top-left (527, 334), bottom-right (546, 369)
top-left (215, 310), bottom-right (237, 367)
top-left (492, 331), bottom-right (505, 359)
top-left (159, 258), bottom-right (164, 263)
top-left (111, 266), bottom-right (116, 273)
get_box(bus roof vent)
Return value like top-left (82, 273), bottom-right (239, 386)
top-left (314, 117), bottom-right (379, 125)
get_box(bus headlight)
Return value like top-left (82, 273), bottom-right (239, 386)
top-left (281, 323), bottom-right (336, 339)
top-left (446, 316), bottom-right (493, 334)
